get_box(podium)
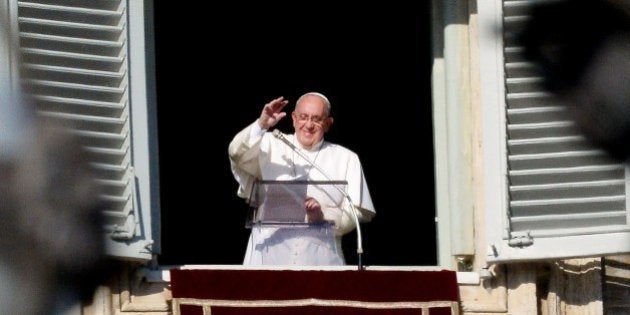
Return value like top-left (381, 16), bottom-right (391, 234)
top-left (245, 180), bottom-right (349, 266)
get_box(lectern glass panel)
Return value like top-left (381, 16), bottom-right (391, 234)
top-left (247, 180), bottom-right (348, 228)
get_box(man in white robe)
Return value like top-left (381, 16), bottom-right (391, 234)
top-left (229, 92), bottom-right (375, 265)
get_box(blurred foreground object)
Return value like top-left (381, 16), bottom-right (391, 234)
top-left (519, 0), bottom-right (630, 161)
top-left (0, 23), bottom-right (111, 314)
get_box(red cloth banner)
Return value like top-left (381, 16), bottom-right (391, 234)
top-left (170, 268), bottom-right (460, 315)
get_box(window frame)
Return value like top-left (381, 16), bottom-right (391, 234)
top-left (480, 0), bottom-right (630, 263)
top-left (5, 0), bottom-right (159, 261)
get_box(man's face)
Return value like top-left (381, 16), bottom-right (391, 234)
top-left (291, 95), bottom-right (332, 149)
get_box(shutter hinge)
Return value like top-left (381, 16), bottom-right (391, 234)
top-left (110, 224), bottom-right (135, 240)
top-left (508, 231), bottom-right (534, 247)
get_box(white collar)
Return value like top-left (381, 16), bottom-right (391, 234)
top-left (291, 134), bottom-right (324, 152)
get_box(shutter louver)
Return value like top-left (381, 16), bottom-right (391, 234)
top-left (16, 1), bottom-right (138, 241)
top-left (494, 0), bottom-right (630, 260)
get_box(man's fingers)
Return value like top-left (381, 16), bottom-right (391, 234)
top-left (259, 99), bottom-right (288, 129)
top-left (273, 112), bottom-right (287, 121)
top-left (268, 97), bottom-right (289, 111)
top-left (262, 109), bottom-right (286, 123)
top-left (304, 197), bottom-right (321, 211)
top-left (263, 98), bottom-right (289, 117)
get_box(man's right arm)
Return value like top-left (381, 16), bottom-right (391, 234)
top-left (229, 96), bottom-right (288, 198)
top-left (228, 120), bottom-right (267, 199)
top-left (228, 120), bottom-right (266, 177)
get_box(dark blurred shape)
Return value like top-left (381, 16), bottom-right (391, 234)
top-left (0, 108), bottom-right (119, 314)
top-left (0, 25), bottom-right (117, 314)
top-left (518, 0), bottom-right (630, 161)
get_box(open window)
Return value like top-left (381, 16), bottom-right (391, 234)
top-left (480, 0), bottom-right (630, 263)
top-left (10, 0), bottom-right (627, 271)
top-left (8, 0), bottom-right (159, 261)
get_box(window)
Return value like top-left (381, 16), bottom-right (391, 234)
top-left (9, 0), bottom-right (159, 261)
top-left (480, 0), bottom-right (630, 262)
top-left (153, 2), bottom-right (436, 266)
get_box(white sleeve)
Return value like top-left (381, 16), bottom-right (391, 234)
top-left (248, 119), bottom-right (265, 145)
top-left (228, 121), bottom-right (266, 198)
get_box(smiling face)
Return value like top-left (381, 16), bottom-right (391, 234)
top-left (291, 94), bottom-right (333, 149)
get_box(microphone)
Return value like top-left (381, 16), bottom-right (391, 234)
top-left (272, 129), bottom-right (299, 151)
top-left (272, 129), bottom-right (366, 270)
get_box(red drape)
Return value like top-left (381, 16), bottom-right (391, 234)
top-left (171, 268), bottom-right (459, 315)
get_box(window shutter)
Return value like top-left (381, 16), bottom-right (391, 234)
top-left (16, 0), bottom-right (157, 261)
top-left (486, 0), bottom-right (630, 262)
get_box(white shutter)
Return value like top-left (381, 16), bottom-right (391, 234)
top-left (16, 0), bottom-right (157, 260)
top-left (484, 0), bottom-right (630, 262)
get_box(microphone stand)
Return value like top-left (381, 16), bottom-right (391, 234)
top-left (273, 130), bottom-right (365, 270)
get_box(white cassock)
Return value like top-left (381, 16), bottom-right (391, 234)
top-left (229, 121), bottom-right (375, 266)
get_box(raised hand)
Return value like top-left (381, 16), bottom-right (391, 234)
top-left (258, 96), bottom-right (289, 129)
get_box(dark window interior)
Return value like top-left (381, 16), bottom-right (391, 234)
top-left (154, 3), bottom-right (436, 266)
